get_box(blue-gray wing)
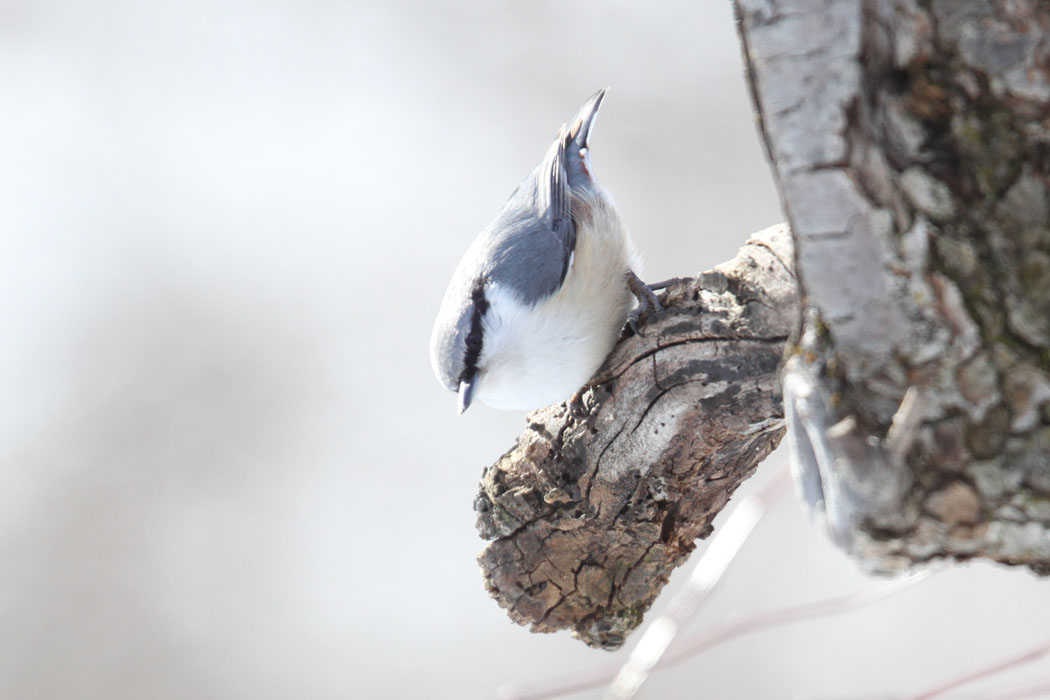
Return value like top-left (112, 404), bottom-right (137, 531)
top-left (431, 90), bottom-right (608, 395)
top-left (481, 132), bottom-right (576, 304)
top-left (429, 138), bottom-right (571, 393)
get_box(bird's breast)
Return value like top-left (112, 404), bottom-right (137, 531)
top-left (475, 201), bottom-right (639, 410)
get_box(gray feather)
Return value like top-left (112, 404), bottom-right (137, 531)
top-left (485, 137), bottom-right (576, 303)
top-left (430, 89), bottom-right (610, 394)
top-left (429, 161), bottom-right (574, 391)
top-left (429, 267), bottom-right (478, 392)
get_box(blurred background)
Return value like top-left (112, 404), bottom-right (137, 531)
top-left (2, 1), bottom-right (1048, 699)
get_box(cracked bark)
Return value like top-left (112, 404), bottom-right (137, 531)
top-left (738, 0), bottom-right (1050, 573)
top-left (475, 225), bottom-right (796, 650)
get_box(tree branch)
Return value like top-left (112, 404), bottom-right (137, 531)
top-left (737, 0), bottom-right (1050, 573)
top-left (475, 225), bottom-right (797, 649)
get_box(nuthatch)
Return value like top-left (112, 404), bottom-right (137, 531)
top-left (430, 89), bottom-right (657, 413)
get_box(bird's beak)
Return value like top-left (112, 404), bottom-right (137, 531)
top-left (457, 378), bottom-right (476, 414)
top-left (569, 87), bottom-right (608, 148)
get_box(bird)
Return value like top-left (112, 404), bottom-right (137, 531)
top-left (430, 88), bottom-right (657, 414)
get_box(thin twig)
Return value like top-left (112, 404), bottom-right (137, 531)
top-left (605, 465), bottom-right (792, 700)
top-left (972, 681), bottom-right (1050, 700)
top-left (493, 465), bottom-right (933, 700)
top-left (660, 570), bottom-right (933, 668)
top-left (493, 572), bottom-right (930, 700)
top-left (905, 639), bottom-right (1050, 700)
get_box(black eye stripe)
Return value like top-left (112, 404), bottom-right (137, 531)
top-left (460, 282), bottom-right (489, 385)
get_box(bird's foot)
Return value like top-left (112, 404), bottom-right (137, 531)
top-left (646, 276), bottom-right (690, 291)
top-left (625, 269), bottom-right (663, 336)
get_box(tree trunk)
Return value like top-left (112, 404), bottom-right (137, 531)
top-left (737, 0), bottom-right (1050, 574)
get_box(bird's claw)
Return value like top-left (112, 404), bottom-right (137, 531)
top-left (625, 269), bottom-right (663, 336)
top-left (627, 307), bottom-right (645, 336)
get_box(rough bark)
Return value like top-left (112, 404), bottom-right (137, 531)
top-left (737, 0), bottom-right (1050, 573)
top-left (475, 225), bottom-right (796, 650)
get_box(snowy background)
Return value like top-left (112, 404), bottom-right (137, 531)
top-left (2, 1), bottom-right (1048, 698)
